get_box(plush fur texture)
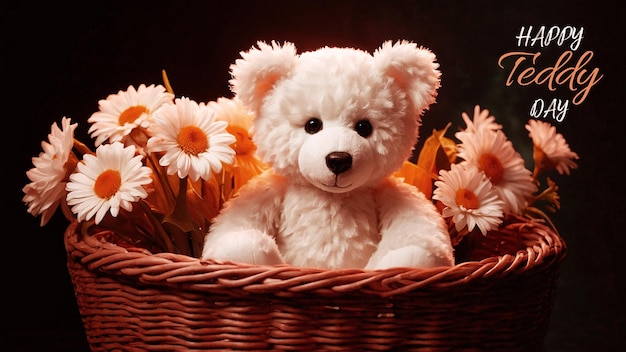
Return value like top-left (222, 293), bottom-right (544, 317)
top-left (202, 40), bottom-right (454, 269)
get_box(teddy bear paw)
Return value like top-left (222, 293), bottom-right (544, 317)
top-left (202, 229), bottom-right (284, 265)
top-left (366, 245), bottom-right (452, 270)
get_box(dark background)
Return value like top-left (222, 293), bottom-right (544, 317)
top-left (2, 1), bottom-right (623, 351)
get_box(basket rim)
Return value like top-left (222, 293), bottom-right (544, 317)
top-left (64, 215), bottom-right (567, 298)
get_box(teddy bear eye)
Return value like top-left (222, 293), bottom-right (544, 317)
top-left (305, 118), bottom-right (323, 134)
top-left (355, 119), bottom-right (373, 137)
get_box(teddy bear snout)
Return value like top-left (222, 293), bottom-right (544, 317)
top-left (325, 152), bottom-right (352, 175)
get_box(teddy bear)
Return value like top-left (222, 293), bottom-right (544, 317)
top-left (201, 40), bottom-right (454, 270)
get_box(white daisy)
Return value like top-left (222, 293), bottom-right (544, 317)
top-left (65, 142), bottom-right (153, 224)
top-left (147, 97), bottom-right (236, 182)
top-left (433, 163), bottom-right (504, 235)
top-left (456, 105), bottom-right (503, 142)
top-left (88, 84), bottom-right (174, 147)
top-left (456, 128), bottom-right (537, 214)
top-left (525, 119), bottom-right (579, 177)
top-left (23, 117), bottom-right (78, 226)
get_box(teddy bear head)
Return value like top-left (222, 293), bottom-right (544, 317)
top-left (229, 40), bottom-right (440, 193)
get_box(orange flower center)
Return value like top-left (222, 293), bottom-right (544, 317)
top-left (119, 105), bottom-right (149, 125)
top-left (478, 153), bottom-right (504, 185)
top-left (227, 125), bottom-right (255, 156)
top-left (455, 188), bottom-right (480, 210)
top-left (178, 126), bottom-right (208, 156)
top-left (94, 169), bottom-right (122, 199)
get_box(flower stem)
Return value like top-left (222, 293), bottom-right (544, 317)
top-left (147, 153), bottom-right (176, 206)
top-left (524, 206), bottom-right (560, 236)
top-left (165, 177), bottom-right (195, 232)
top-left (139, 200), bottom-right (176, 253)
top-left (73, 138), bottom-right (94, 155)
top-left (162, 177), bottom-right (200, 256)
top-left (162, 70), bottom-right (174, 94)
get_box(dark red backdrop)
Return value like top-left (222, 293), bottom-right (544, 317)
top-left (3, 1), bottom-right (623, 350)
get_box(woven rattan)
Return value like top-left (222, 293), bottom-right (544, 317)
top-left (65, 215), bottom-right (566, 351)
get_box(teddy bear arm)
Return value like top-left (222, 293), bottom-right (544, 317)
top-left (366, 178), bottom-right (454, 269)
top-left (201, 172), bottom-right (286, 264)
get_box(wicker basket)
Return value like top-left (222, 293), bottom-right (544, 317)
top-left (64, 215), bottom-right (566, 351)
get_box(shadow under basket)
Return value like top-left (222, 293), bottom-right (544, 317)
top-left (65, 215), bottom-right (566, 351)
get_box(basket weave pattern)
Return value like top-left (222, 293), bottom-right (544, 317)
top-left (65, 216), bottom-right (566, 351)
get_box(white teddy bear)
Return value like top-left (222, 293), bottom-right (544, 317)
top-left (202, 40), bottom-right (454, 270)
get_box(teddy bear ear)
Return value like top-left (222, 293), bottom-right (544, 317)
top-left (229, 41), bottom-right (298, 113)
top-left (373, 40), bottom-right (441, 115)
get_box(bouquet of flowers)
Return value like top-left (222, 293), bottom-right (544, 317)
top-left (23, 72), bottom-right (578, 260)
top-left (23, 72), bottom-right (267, 257)
top-left (395, 105), bottom-right (579, 249)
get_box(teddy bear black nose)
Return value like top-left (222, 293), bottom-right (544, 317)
top-left (326, 152), bottom-right (352, 175)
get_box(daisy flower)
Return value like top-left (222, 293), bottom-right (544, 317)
top-left (146, 97), bottom-right (236, 182)
top-left (433, 163), bottom-right (505, 236)
top-left (456, 128), bottom-right (537, 214)
top-left (525, 119), bottom-right (579, 178)
top-left (456, 105), bottom-right (503, 141)
top-left (207, 97), bottom-right (267, 192)
top-left (23, 117), bottom-right (78, 226)
top-left (65, 142), bottom-right (153, 224)
top-left (88, 84), bottom-right (174, 147)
